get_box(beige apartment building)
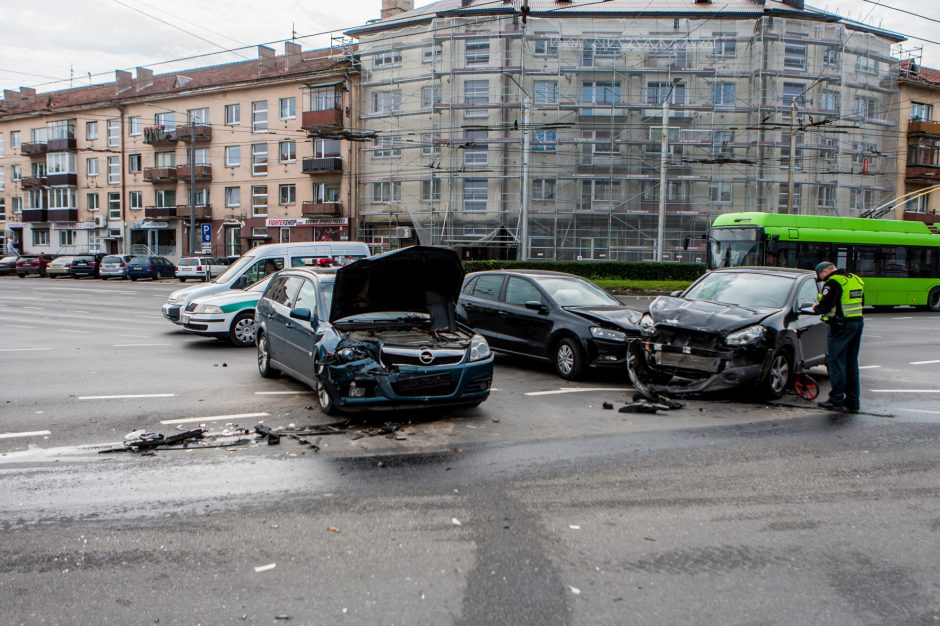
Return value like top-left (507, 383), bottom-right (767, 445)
top-left (896, 61), bottom-right (940, 224)
top-left (0, 44), bottom-right (357, 259)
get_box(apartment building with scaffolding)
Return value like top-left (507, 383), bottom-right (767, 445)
top-left (897, 60), bottom-right (940, 225)
top-left (0, 45), bottom-right (357, 259)
top-left (348, 0), bottom-right (903, 260)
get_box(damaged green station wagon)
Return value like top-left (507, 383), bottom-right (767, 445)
top-left (255, 246), bottom-right (494, 414)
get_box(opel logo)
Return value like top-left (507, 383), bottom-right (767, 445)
top-left (419, 350), bottom-right (435, 365)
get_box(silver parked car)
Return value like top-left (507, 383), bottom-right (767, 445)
top-left (175, 256), bottom-right (229, 282)
top-left (100, 255), bottom-right (134, 280)
top-left (46, 256), bottom-right (75, 278)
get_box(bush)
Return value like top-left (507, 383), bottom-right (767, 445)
top-left (461, 260), bottom-right (705, 282)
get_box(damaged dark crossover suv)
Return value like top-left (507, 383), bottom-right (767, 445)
top-left (632, 267), bottom-right (828, 399)
top-left (255, 246), bottom-right (494, 414)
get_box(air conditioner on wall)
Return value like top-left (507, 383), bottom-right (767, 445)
top-left (93, 215), bottom-right (107, 228)
top-left (395, 226), bottom-right (412, 239)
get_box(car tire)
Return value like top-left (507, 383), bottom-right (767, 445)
top-left (49, 274), bottom-right (56, 279)
top-left (553, 337), bottom-right (584, 380)
top-left (229, 312), bottom-right (256, 347)
top-left (152, 274), bottom-right (158, 281)
top-left (179, 278), bottom-right (186, 283)
top-left (72, 275), bottom-right (79, 279)
top-left (758, 348), bottom-right (792, 400)
top-left (130, 277), bottom-right (137, 281)
top-left (927, 287), bottom-right (940, 312)
top-left (17, 273), bottom-right (25, 278)
top-left (314, 363), bottom-right (340, 416)
top-left (257, 332), bottom-right (280, 379)
top-left (101, 276), bottom-right (108, 281)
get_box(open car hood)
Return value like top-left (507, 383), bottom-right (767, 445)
top-left (330, 246), bottom-right (464, 329)
top-left (649, 296), bottom-right (776, 335)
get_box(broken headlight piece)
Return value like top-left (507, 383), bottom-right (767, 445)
top-left (725, 325), bottom-right (767, 346)
top-left (469, 334), bottom-right (491, 362)
top-left (640, 314), bottom-right (656, 337)
top-left (590, 326), bottom-right (626, 342)
top-left (335, 347), bottom-right (371, 362)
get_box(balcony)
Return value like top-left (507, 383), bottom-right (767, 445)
top-left (143, 127), bottom-right (179, 145)
top-left (175, 164), bottom-right (212, 182)
top-left (144, 206), bottom-right (177, 219)
top-left (47, 173), bottom-right (78, 186)
top-left (175, 204), bottom-right (212, 220)
top-left (906, 164), bottom-right (940, 183)
top-left (20, 142), bottom-right (48, 157)
top-left (47, 137), bottom-right (77, 152)
top-left (177, 124), bottom-right (212, 143)
top-left (302, 157), bottom-right (343, 174)
top-left (301, 108), bottom-right (343, 130)
top-left (301, 201), bottom-right (342, 217)
top-left (48, 208), bottom-right (78, 222)
top-left (21, 208), bottom-right (48, 222)
top-left (20, 176), bottom-right (47, 188)
top-left (143, 167), bottom-right (179, 183)
top-left (909, 120), bottom-right (940, 137)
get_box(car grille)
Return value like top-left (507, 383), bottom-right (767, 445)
top-left (392, 373), bottom-right (458, 397)
top-left (655, 327), bottom-right (722, 352)
top-left (381, 346), bottom-right (465, 368)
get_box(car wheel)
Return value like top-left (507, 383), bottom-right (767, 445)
top-left (315, 363), bottom-right (340, 416)
top-left (130, 277), bottom-right (137, 281)
top-left (179, 278), bottom-right (186, 283)
top-left (927, 287), bottom-right (940, 312)
top-left (759, 348), bottom-right (792, 400)
top-left (152, 274), bottom-right (158, 281)
top-left (553, 337), bottom-right (584, 380)
top-left (49, 274), bottom-right (57, 279)
top-left (257, 332), bottom-right (280, 379)
top-left (72, 274), bottom-right (79, 279)
top-left (229, 312), bottom-right (256, 347)
top-left (17, 274), bottom-right (25, 278)
top-left (101, 276), bottom-right (108, 281)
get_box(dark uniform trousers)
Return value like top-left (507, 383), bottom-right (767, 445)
top-left (826, 319), bottom-right (864, 410)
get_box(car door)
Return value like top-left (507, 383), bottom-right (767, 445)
top-left (259, 275), bottom-right (304, 364)
top-left (282, 277), bottom-right (321, 381)
top-left (499, 276), bottom-right (554, 357)
top-left (793, 277), bottom-right (828, 366)
top-left (460, 274), bottom-right (506, 348)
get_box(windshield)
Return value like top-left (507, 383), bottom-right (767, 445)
top-left (534, 277), bottom-right (621, 307)
top-left (683, 272), bottom-right (795, 309)
top-left (709, 227), bottom-right (763, 269)
top-left (214, 254), bottom-right (258, 283)
top-left (246, 275), bottom-right (274, 292)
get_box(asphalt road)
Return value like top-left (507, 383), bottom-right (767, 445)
top-left (1, 276), bottom-right (939, 625)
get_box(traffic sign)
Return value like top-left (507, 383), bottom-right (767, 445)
top-left (201, 223), bottom-right (212, 243)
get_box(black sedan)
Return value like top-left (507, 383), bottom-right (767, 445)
top-left (632, 267), bottom-right (828, 399)
top-left (68, 253), bottom-right (107, 279)
top-left (0, 255), bottom-right (20, 276)
top-left (457, 270), bottom-right (642, 380)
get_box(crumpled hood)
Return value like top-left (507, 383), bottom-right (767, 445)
top-left (330, 246), bottom-right (464, 324)
top-left (649, 296), bottom-right (775, 334)
top-left (567, 306), bottom-right (641, 331)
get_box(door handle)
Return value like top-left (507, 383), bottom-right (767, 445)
top-left (497, 310), bottom-right (509, 317)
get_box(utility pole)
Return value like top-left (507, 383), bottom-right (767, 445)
top-left (189, 118), bottom-right (196, 256)
top-left (656, 79), bottom-right (681, 262)
top-left (519, 96), bottom-right (531, 261)
top-left (786, 100), bottom-right (797, 214)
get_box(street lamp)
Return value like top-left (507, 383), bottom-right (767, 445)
top-left (656, 78), bottom-right (682, 263)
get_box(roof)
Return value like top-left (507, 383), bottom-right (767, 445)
top-left (0, 47), bottom-right (347, 119)
top-left (899, 60), bottom-right (940, 89)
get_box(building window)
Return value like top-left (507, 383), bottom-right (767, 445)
top-left (421, 179), bottom-right (441, 202)
top-left (87, 193), bottom-right (99, 212)
top-left (817, 184), bottom-right (836, 209)
top-left (154, 111), bottom-right (176, 130)
top-left (225, 104), bottom-right (240, 125)
top-left (278, 227), bottom-right (290, 243)
top-left (912, 102), bottom-right (934, 121)
top-left (534, 81), bottom-right (558, 105)
top-left (374, 49), bottom-right (402, 68)
top-left (372, 90), bottom-right (401, 114)
top-left (645, 82), bottom-right (684, 105)
top-left (464, 80), bottom-right (489, 118)
top-left (225, 145), bottom-right (240, 168)
top-left (0, 166), bottom-right (4, 191)
top-left (421, 85), bottom-right (442, 109)
top-left (107, 119), bottom-right (120, 148)
top-left (47, 152), bottom-right (77, 175)
top-left (532, 130), bottom-right (556, 152)
top-left (85, 122), bottom-right (98, 141)
top-left (11, 164), bottom-right (21, 181)
top-left (856, 56), bottom-right (877, 74)
top-left (33, 229), bottom-right (50, 246)
top-left (533, 36), bottom-right (559, 56)
top-left (314, 183), bottom-right (340, 203)
top-left (128, 116), bottom-right (142, 136)
top-left (188, 107), bottom-right (209, 124)
top-left (129, 191), bottom-right (143, 210)
top-left (780, 133), bottom-right (804, 169)
top-left (279, 184), bottom-right (296, 205)
top-left (850, 188), bottom-right (875, 211)
top-left (192, 188), bottom-right (209, 207)
top-left (225, 186), bottom-right (241, 207)
top-left (713, 35), bottom-right (736, 57)
top-left (533, 179), bottom-right (556, 201)
top-left (821, 90), bottom-right (840, 112)
top-left (251, 100), bottom-right (268, 132)
top-left (155, 151), bottom-right (176, 167)
top-left (371, 181), bottom-right (400, 203)
top-left (422, 46), bottom-right (442, 63)
top-left (31, 127), bottom-right (48, 144)
top-left (10, 130), bottom-right (21, 148)
top-left (583, 81), bottom-right (620, 104)
top-left (853, 142), bottom-right (878, 165)
top-left (86, 158), bottom-right (99, 177)
top-left (191, 148), bottom-right (209, 166)
top-left (708, 181), bottom-right (733, 203)
top-left (251, 185), bottom-right (268, 216)
top-left (251, 144), bottom-right (268, 175)
top-left (48, 119), bottom-right (76, 140)
top-left (304, 87), bottom-right (338, 111)
top-left (778, 184), bottom-right (802, 211)
top-left (155, 189), bottom-right (175, 208)
top-left (782, 83), bottom-right (805, 107)
top-left (314, 139), bottom-right (341, 158)
top-left (12, 196), bottom-right (22, 215)
top-left (421, 134), bottom-right (441, 157)
top-left (463, 130), bottom-right (488, 165)
top-left (107, 156), bottom-right (120, 184)
top-left (783, 39), bottom-right (807, 70)
top-left (128, 154), bottom-right (142, 173)
top-left (48, 187), bottom-right (77, 209)
top-left (463, 178), bottom-right (488, 212)
top-left (279, 97), bottom-right (296, 120)
top-left (854, 95), bottom-right (877, 119)
top-left (372, 136), bottom-right (401, 158)
top-left (465, 39), bottom-right (490, 65)
top-left (108, 192), bottom-right (121, 219)
top-left (59, 230), bottom-right (76, 246)
top-left (580, 179), bottom-right (618, 209)
top-left (278, 141), bottom-right (296, 163)
top-left (712, 83), bottom-right (736, 106)
top-left (710, 130), bottom-right (734, 157)
top-left (822, 47), bottom-right (840, 68)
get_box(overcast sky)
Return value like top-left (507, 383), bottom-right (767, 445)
top-left (0, 0), bottom-right (937, 94)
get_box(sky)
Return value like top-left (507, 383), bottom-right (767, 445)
top-left (0, 0), bottom-right (938, 94)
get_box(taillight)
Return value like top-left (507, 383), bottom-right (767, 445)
top-left (119, 262), bottom-right (125, 267)
top-left (147, 265), bottom-right (154, 270)
top-left (196, 266), bottom-right (203, 272)
top-left (175, 266), bottom-right (179, 272)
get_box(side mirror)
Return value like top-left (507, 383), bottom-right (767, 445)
top-left (670, 290), bottom-right (683, 297)
top-left (233, 275), bottom-right (249, 289)
top-left (524, 300), bottom-right (548, 313)
top-left (290, 307), bottom-right (312, 322)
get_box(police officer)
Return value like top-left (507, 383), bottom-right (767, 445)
top-left (809, 261), bottom-right (864, 413)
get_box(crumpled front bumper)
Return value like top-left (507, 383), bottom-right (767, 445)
top-left (629, 338), bottom-right (766, 395)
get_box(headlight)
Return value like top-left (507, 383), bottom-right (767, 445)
top-left (590, 326), bottom-right (627, 342)
top-left (194, 304), bottom-right (222, 314)
top-left (469, 334), bottom-right (491, 362)
top-left (167, 297), bottom-right (182, 305)
top-left (725, 325), bottom-right (767, 346)
top-left (335, 347), bottom-right (370, 363)
top-left (640, 314), bottom-right (656, 337)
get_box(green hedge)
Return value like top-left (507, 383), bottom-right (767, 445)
top-left (461, 260), bottom-right (705, 281)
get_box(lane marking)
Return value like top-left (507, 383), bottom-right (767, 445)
top-left (70, 310), bottom-right (91, 314)
top-left (161, 412), bottom-right (269, 425)
top-left (892, 316), bottom-right (914, 320)
top-left (120, 334), bottom-right (152, 339)
top-left (6, 324), bottom-right (34, 329)
top-left (871, 389), bottom-right (940, 394)
top-left (254, 391), bottom-right (313, 396)
top-left (898, 408), bottom-right (940, 416)
top-left (524, 387), bottom-right (626, 397)
top-left (112, 343), bottom-right (171, 347)
top-left (910, 359), bottom-right (940, 365)
top-left (0, 430), bottom-right (51, 440)
top-left (61, 329), bottom-right (90, 334)
top-left (0, 347), bottom-right (53, 352)
top-left (859, 365), bottom-right (881, 369)
top-left (22, 306), bottom-right (45, 310)
top-left (135, 315), bottom-right (164, 320)
top-left (79, 393), bottom-right (176, 400)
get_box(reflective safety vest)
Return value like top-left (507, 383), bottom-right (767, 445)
top-left (820, 273), bottom-right (865, 321)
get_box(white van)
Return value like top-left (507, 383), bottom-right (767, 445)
top-left (161, 241), bottom-right (370, 324)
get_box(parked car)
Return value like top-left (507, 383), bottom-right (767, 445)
top-left (0, 255), bottom-right (20, 275)
top-left (457, 270), bottom-right (643, 380)
top-left (181, 276), bottom-right (272, 347)
top-left (127, 256), bottom-right (175, 281)
top-left (68, 253), bottom-right (107, 279)
top-left (255, 246), bottom-right (494, 415)
top-left (100, 255), bottom-right (134, 280)
top-left (15, 254), bottom-right (55, 278)
top-left (45, 256), bottom-right (76, 278)
top-left (633, 267), bottom-right (828, 399)
top-left (175, 256), bottom-right (229, 282)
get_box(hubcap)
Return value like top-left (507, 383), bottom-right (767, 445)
top-left (234, 318), bottom-right (255, 344)
top-left (557, 344), bottom-right (574, 375)
top-left (770, 355), bottom-right (789, 393)
top-left (258, 336), bottom-right (268, 370)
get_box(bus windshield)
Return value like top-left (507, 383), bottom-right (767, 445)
top-left (709, 227), bottom-right (763, 268)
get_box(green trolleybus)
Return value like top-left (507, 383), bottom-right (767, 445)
top-left (708, 212), bottom-right (940, 311)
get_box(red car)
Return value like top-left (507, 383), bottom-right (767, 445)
top-left (15, 254), bottom-right (55, 278)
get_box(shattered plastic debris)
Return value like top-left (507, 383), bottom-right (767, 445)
top-left (569, 525), bottom-right (581, 530)
top-left (451, 518), bottom-right (462, 526)
top-left (254, 424), bottom-right (281, 445)
top-left (569, 586), bottom-right (581, 595)
top-left (99, 428), bottom-right (206, 453)
top-left (618, 403), bottom-right (661, 414)
top-left (326, 526), bottom-right (340, 533)
top-left (253, 563), bottom-right (277, 573)
top-left (602, 402), bottom-right (614, 410)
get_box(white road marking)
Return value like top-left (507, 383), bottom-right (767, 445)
top-left (22, 306), bottom-right (45, 310)
top-left (871, 389), bottom-right (940, 393)
top-left (79, 393), bottom-right (176, 400)
top-left (70, 310), bottom-right (90, 314)
top-left (898, 408), bottom-right (940, 416)
top-left (910, 359), bottom-right (940, 365)
top-left (61, 329), bottom-right (90, 334)
top-left (254, 391), bottom-right (313, 395)
top-left (0, 347), bottom-right (53, 352)
top-left (112, 343), bottom-right (171, 347)
top-left (119, 334), bottom-right (152, 339)
top-left (524, 387), bottom-right (626, 397)
top-left (859, 365), bottom-right (881, 369)
top-left (0, 430), bottom-right (52, 440)
top-left (6, 324), bottom-right (34, 329)
top-left (135, 315), bottom-right (164, 320)
top-left (892, 316), bottom-right (914, 320)
top-left (161, 412), bottom-right (269, 425)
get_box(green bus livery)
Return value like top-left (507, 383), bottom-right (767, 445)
top-left (708, 212), bottom-right (940, 311)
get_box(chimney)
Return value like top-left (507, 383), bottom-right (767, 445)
top-left (3, 89), bottom-right (21, 104)
top-left (19, 87), bottom-right (37, 98)
top-left (258, 45), bottom-right (277, 72)
top-left (115, 69), bottom-right (133, 94)
top-left (381, 0), bottom-right (414, 19)
top-left (285, 42), bottom-right (303, 70)
top-left (136, 67), bottom-right (154, 91)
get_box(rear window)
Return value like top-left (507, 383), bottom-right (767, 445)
top-left (178, 258), bottom-right (199, 266)
top-left (103, 256), bottom-right (122, 263)
top-left (0, 256), bottom-right (16, 263)
top-left (73, 256), bottom-right (93, 262)
top-left (129, 257), bottom-right (150, 264)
